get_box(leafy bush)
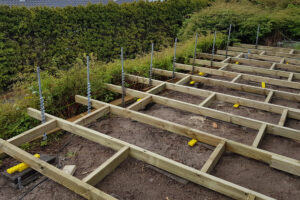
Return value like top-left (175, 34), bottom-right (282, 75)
top-left (0, 34), bottom-right (226, 140)
top-left (0, 0), bottom-right (209, 92)
top-left (179, 0), bottom-right (300, 45)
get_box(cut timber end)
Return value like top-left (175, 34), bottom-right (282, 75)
top-left (62, 165), bottom-right (77, 175)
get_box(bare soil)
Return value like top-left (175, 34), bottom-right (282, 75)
top-left (1, 85), bottom-right (300, 200)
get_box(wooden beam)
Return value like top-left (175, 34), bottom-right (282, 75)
top-left (199, 93), bottom-right (216, 107)
top-left (176, 75), bottom-right (191, 85)
top-left (218, 63), bottom-right (229, 71)
top-left (73, 106), bottom-right (110, 125)
top-left (259, 51), bottom-right (265, 55)
top-left (191, 60), bottom-right (300, 89)
top-left (106, 83), bottom-right (300, 142)
top-left (221, 57), bottom-right (231, 63)
top-left (201, 141), bottom-right (226, 173)
top-left (252, 124), bottom-right (267, 148)
top-left (127, 95), bottom-right (152, 111)
top-left (231, 74), bottom-right (242, 83)
top-left (247, 194), bottom-right (256, 200)
top-left (82, 146), bottom-right (130, 186)
top-left (278, 109), bottom-right (288, 126)
top-left (74, 96), bottom-right (300, 176)
top-left (27, 108), bottom-right (274, 200)
top-left (264, 91), bottom-right (274, 103)
top-left (0, 138), bottom-right (116, 200)
top-left (127, 73), bottom-right (300, 121)
top-left (0, 119), bottom-right (57, 158)
top-left (269, 63), bottom-right (276, 70)
top-left (172, 64), bottom-right (300, 102)
top-left (280, 58), bottom-right (285, 64)
top-left (289, 49), bottom-right (294, 54)
top-left (288, 73), bottom-right (294, 82)
top-left (146, 82), bottom-right (166, 94)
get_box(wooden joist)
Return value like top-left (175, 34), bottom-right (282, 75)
top-left (264, 91), bottom-right (274, 103)
top-left (146, 82), bottom-right (166, 94)
top-left (27, 107), bottom-right (274, 200)
top-left (0, 139), bottom-right (116, 200)
top-left (73, 106), bottom-right (110, 125)
top-left (127, 95), bottom-right (152, 111)
top-left (0, 119), bottom-right (57, 158)
top-left (252, 124), bottom-right (267, 148)
top-left (201, 140), bottom-right (226, 173)
top-left (231, 74), bottom-right (242, 83)
top-left (199, 93), bottom-right (216, 107)
top-left (106, 83), bottom-right (300, 142)
top-left (82, 146), bottom-right (130, 186)
top-left (190, 60), bottom-right (300, 89)
top-left (126, 73), bottom-right (300, 121)
top-left (74, 95), bottom-right (300, 176)
top-left (218, 50), bottom-right (300, 66)
top-left (278, 109), bottom-right (288, 126)
top-left (176, 75), bottom-right (191, 85)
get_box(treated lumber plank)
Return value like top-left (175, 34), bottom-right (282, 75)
top-left (107, 83), bottom-right (300, 141)
top-left (27, 108), bottom-right (274, 200)
top-left (259, 51), bottom-right (265, 55)
top-left (0, 119), bottom-right (57, 159)
top-left (127, 73), bottom-right (300, 121)
top-left (127, 95), bottom-right (152, 111)
top-left (146, 82), bottom-right (166, 94)
top-left (271, 155), bottom-right (300, 177)
top-left (231, 74), bottom-right (242, 83)
top-left (289, 49), bottom-right (294, 54)
top-left (192, 60), bottom-right (300, 89)
top-left (218, 63), bottom-right (229, 71)
top-left (73, 96), bottom-right (300, 176)
top-left (82, 146), bottom-right (130, 186)
top-left (288, 73), bottom-right (294, 82)
top-left (278, 109), bottom-right (288, 126)
top-left (252, 124), bottom-right (267, 148)
top-left (269, 63), bottom-right (276, 70)
top-left (73, 106), bottom-right (110, 125)
top-left (280, 58), bottom-right (285, 64)
top-left (221, 57), bottom-right (231, 63)
top-left (264, 91), bottom-right (274, 103)
top-left (0, 139), bottom-right (116, 200)
top-left (201, 140), bottom-right (226, 173)
top-left (175, 75), bottom-right (191, 85)
top-left (247, 194), bottom-right (256, 200)
top-left (62, 165), bottom-right (77, 175)
top-left (199, 93), bottom-right (216, 107)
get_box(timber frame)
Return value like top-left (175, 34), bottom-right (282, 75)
top-left (1, 44), bottom-right (299, 200)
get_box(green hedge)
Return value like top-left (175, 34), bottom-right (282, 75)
top-left (179, 0), bottom-right (300, 44)
top-left (0, 0), bottom-right (209, 92)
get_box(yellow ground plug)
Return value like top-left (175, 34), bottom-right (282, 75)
top-left (189, 81), bottom-right (195, 85)
top-left (286, 62), bottom-right (289, 64)
top-left (137, 98), bottom-right (142, 102)
top-left (235, 61), bottom-right (239, 65)
top-left (261, 82), bottom-right (266, 88)
top-left (7, 154), bottom-right (40, 174)
top-left (198, 72), bottom-right (205, 76)
top-left (233, 104), bottom-right (240, 108)
top-left (188, 139), bottom-right (198, 147)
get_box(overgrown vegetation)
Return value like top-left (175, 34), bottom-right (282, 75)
top-left (0, 33), bottom-right (225, 140)
top-left (179, 0), bottom-right (300, 45)
top-left (0, 0), bottom-right (209, 92)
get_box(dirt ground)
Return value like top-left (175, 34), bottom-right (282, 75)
top-left (1, 83), bottom-right (300, 199)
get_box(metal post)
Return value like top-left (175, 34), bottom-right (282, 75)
top-left (87, 56), bottom-right (91, 114)
top-left (172, 38), bottom-right (177, 79)
top-left (192, 33), bottom-right (198, 74)
top-left (149, 43), bottom-right (154, 87)
top-left (246, 49), bottom-right (251, 59)
top-left (225, 24), bottom-right (232, 58)
top-left (37, 67), bottom-right (47, 141)
top-left (255, 25), bottom-right (260, 49)
top-left (121, 47), bottom-right (125, 107)
top-left (211, 31), bottom-right (216, 67)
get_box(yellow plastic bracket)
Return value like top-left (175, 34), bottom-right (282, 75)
top-left (286, 62), bottom-right (289, 65)
top-left (7, 154), bottom-right (40, 174)
top-left (235, 61), bottom-right (239, 65)
top-left (188, 139), bottom-right (198, 147)
top-left (261, 82), bottom-right (266, 88)
top-left (198, 72), bottom-right (205, 76)
top-left (233, 104), bottom-right (240, 108)
top-left (190, 81), bottom-right (195, 85)
top-left (137, 98), bottom-right (142, 102)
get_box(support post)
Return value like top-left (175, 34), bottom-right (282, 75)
top-left (225, 24), bottom-right (232, 58)
top-left (37, 67), bottom-right (47, 141)
top-left (87, 56), bottom-right (91, 114)
top-left (121, 47), bottom-right (126, 107)
top-left (192, 33), bottom-right (198, 74)
top-left (211, 31), bottom-right (217, 67)
top-left (255, 25), bottom-right (260, 49)
top-left (173, 38), bottom-right (177, 79)
top-left (149, 42), bottom-right (154, 87)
